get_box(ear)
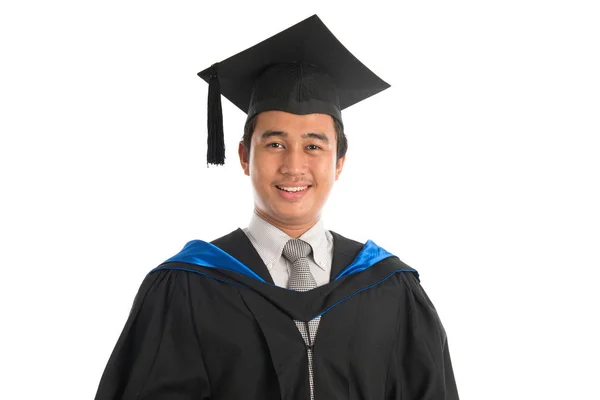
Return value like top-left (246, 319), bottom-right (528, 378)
top-left (334, 155), bottom-right (346, 180)
top-left (238, 141), bottom-right (250, 176)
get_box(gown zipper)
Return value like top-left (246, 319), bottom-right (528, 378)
top-left (306, 321), bottom-right (316, 400)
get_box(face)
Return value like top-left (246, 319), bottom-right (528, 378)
top-left (238, 110), bottom-right (345, 230)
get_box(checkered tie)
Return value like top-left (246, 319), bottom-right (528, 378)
top-left (283, 239), bottom-right (320, 400)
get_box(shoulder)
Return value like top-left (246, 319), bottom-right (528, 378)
top-left (328, 230), bottom-right (420, 280)
top-left (328, 230), bottom-right (365, 257)
top-left (329, 229), bottom-right (407, 265)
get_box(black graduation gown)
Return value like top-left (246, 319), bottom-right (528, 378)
top-left (94, 229), bottom-right (459, 400)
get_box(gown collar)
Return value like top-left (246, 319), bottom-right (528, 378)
top-left (210, 228), bottom-right (365, 283)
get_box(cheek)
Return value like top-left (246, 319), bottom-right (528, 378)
top-left (315, 157), bottom-right (337, 181)
top-left (250, 152), bottom-right (275, 187)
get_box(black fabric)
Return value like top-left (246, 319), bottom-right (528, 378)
top-left (246, 63), bottom-right (343, 124)
top-left (210, 228), bottom-right (275, 284)
top-left (94, 229), bottom-right (459, 400)
top-left (196, 14), bottom-right (390, 165)
top-left (197, 15), bottom-right (390, 115)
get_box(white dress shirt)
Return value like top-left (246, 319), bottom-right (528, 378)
top-left (243, 212), bottom-right (334, 288)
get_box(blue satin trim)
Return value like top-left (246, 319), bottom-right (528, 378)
top-left (153, 239), bottom-right (416, 320)
top-left (158, 240), bottom-right (267, 283)
top-left (333, 239), bottom-right (395, 280)
top-left (155, 238), bottom-right (397, 283)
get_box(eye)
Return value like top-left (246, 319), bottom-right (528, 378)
top-left (306, 144), bottom-right (321, 150)
top-left (267, 142), bottom-right (284, 149)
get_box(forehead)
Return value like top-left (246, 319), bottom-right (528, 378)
top-left (253, 111), bottom-right (336, 138)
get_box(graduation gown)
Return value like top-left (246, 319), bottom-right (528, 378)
top-left (94, 229), bottom-right (459, 400)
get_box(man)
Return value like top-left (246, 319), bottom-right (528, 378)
top-left (95, 15), bottom-right (459, 400)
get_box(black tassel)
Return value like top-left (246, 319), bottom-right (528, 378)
top-left (207, 63), bottom-right (225, 166)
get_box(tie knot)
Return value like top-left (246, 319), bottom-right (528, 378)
top-left (282, 239), bottom-right (312, 263)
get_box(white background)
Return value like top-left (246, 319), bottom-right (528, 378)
top-left (1, 1), bottom-right (599, 399)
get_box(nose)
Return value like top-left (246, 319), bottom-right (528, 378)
top-left (280, 144), bottom-right (308, 176)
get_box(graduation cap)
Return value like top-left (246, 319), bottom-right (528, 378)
top-left (197, 14), bottom-right (390, 166)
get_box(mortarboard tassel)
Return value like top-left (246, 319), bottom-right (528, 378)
top-left (207, 63), bottom-right (225, 165)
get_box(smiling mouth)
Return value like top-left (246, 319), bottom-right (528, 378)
top-left (275, 185), bottom-right (311, 193)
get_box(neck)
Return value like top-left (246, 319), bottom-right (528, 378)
top-left (254, 208), bottom-right (319, 239)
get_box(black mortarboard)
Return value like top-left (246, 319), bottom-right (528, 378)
top-left (197, 14), bottom-right (390, 166)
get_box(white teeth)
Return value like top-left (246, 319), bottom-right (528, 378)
top-left (277, 186), bottom-right (308, 192)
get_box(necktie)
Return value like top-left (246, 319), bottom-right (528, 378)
top-left (282, 239), bottom-right (321, 400)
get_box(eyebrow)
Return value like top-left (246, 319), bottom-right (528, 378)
top-left (260, 130), bottom-right (330, 143)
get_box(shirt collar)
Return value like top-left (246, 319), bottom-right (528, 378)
top-left (246, 211), bottom-right (329, 271)
top-left (298, 218), bottom-right (329, 271)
